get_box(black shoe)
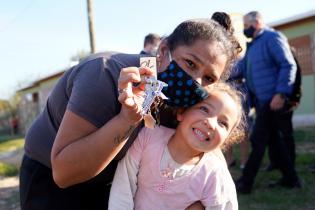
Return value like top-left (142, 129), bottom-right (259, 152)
top-left (235, 179), bottom-right (252, 194)
top-left (268, 179), bottom-right (302, 189)
top-left (265, 164), bottom-right (279, 172)
top-left (228, 160), bottom-right (236, 168)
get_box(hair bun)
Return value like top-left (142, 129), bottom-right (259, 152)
top-left (211, 12), bottom-right (234, 34)
top-left (211, 12), bottom-right (242, 55)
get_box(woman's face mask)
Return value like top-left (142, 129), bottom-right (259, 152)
top-left (157, 52), bottom-right (209, 107)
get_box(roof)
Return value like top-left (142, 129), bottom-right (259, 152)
top-left (18, 70), bottom-right (65, 92)
top-left (268, 10), bottom-right (315, 27)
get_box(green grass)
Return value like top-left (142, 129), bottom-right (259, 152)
top-left (0, 162), bottom-right (19, 176)
top-left (0, 136), bottom-right (24, 177)
top-left (0, 138), bottom-right (24, 153)
top-left (0, 134), bottom-right (23, 143)
top-left (294, 126), bottom-right (315, 143)
top-left (229, 127), bottom-right (315, 210)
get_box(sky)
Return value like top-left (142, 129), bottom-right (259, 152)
top-left (1, 0), bottom-right (315, 100)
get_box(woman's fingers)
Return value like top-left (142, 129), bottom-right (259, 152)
top-left (118, 67), bottom-right (141, 90)
top-left (118, 66), bottom-right (156, 109)
top-left (138, 66), bottom-right (156, 77)
top-left (118, 89), bottom-right (136, 108)
top-left (117, 66), bottom-right (156, 124)
top-left (118, 66), bottom-right (156, 90)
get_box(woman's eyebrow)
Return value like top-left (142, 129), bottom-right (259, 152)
top-left (187, 53), bottom-right (203, 64)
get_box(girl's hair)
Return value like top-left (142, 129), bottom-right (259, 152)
top-left (204, 82), bottom-right (246, 151)
top-left (166, 18), bottom-right (241, 80)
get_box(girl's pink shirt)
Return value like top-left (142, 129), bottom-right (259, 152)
top-left (130, 126), bottom-right (238, 209)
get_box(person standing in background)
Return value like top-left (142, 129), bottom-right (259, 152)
top-left (140, 33), bottom-right (161, 56)
top-left (235, 11), bottom-right (301, 194)
top-left (267, 47), bottom-right (302, 171)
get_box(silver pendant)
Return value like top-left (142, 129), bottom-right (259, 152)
top-left (141, 76), bottom-right (167, 115)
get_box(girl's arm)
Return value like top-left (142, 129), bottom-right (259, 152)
top-left (108, 150), bottom-right (140, 210)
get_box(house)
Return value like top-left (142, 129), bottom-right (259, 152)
top-left (18, 70), bottom-right (65, 134)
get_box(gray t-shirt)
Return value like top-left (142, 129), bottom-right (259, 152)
top-left (25, 52), bottom-right (142, 169)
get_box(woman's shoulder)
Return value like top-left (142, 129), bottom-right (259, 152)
top-left (67, 52), bottom-right (141, 91)
top-left (77, 51), bottom-right (140, 66)
top-left (71, 52), bottom-right (140, 75)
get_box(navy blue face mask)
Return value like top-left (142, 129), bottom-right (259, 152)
top-left (157, 58), bottom-right (209, 108)
top-left (243, 26), bottom-right (255, 38)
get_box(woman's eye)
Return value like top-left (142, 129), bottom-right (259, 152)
top-left (185, 59), bottom-right (196, 69)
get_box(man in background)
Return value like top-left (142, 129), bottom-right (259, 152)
top-left (140, 33), bottom-right (161, 56)
top-left (235, 11), bottom-right (301, 194)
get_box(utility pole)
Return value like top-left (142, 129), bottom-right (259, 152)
top-left (87, 0), bottom-right (96, 53)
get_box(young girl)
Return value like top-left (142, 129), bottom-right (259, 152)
top-left (109, 82), bottom-right (245, 210)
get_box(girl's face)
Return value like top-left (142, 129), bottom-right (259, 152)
top-left (158, 39), bottom-right (227, 87)
top-left (176, 90), bottom-right (238, 154)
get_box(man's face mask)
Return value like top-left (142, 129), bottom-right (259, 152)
top-left (243, 25), bottom-right (255, 38)
top-left (157, 52), bottom-right (209, 107)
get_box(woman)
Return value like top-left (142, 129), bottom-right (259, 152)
top-left (20, 18), bottom-right (240, 210)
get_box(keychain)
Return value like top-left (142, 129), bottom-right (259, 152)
top-left (139, 56), bottom-right (167, 128)
top-left (141, 76), bottom-right (167, 128)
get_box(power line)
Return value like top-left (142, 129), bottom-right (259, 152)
top-left (0, 0), bottom-right (37, 33)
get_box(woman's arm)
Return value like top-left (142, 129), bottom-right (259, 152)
top-left (51, 67), bottom-right (153, 188)
top-left (51, 110), bottom-right (138, 188)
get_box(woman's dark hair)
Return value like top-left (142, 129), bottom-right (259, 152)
top-left (211, 12), bottom-right (242, 56)
top-left (211, 12), bottom-right (234, 34)
top-left (166, 18), bottom-right (241, 80)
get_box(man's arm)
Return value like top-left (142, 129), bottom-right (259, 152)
top-left (267, 32), bottom-right (297, 110)
top-left (268, 32), bottom-right (297, 96)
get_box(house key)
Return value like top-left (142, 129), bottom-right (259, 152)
top-left (141, 76), bottom-right (167, 128)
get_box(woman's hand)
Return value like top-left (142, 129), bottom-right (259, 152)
top-left (117, 67), bottom-right (155, 125)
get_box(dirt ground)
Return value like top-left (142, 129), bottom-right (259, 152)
top-left (0, 149), bottom-right (23, 210)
